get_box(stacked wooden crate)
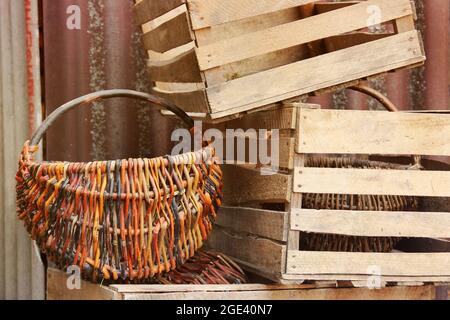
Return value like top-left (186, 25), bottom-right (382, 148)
top-left (132, 0), bottom-right (450, 288)
top-left (208, 105), bottom-right (450, 285)
top-left (134, 0), bottom-right (425, 120)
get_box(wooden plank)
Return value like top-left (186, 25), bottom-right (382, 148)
top-left (148, 48), bottom-right (202, 82)
top-left (119, 285), bottom-right (436, 300)
top-left (282, 273), bottom-right (450, 283)
top-left (204, 45), bottom-right (309, 86)
top-left (194, 6), bottom-right (302, 46)
top-left (47, 268), bottom-right (117, 300)
top-left (216, 206), bottom-right (288, 242)
top-left (216, 131), bottom-right (294, 169)
top-left (206, 31), bottom-right (424, 118)
top-left (223, 165), bottom-right (291, 205)
top-left (208, 228), bottom-right (286, 276)
top-left (287, 251), bottom-right (450, 276)
top-left (142, 12), bottom-right (193, 53)
top-left (134, 0), bottom-right (185, 25)
top-left (287, 155), bottom-right (305, 255)
top-left (196, 0), bottom-right (413, 70)
top-left (291, 209), bottom-right (450, 238)
top-left (297, 108), bottom-right (450, 156)
top-left (215, 106), bottom-right (297, 131)
top-left (186, 0), bottom-right (316, 30)
top-left (294, 167), bottom-right (450, 197)
top-left (111, 283), bottom-right (321, 293)
top-left (152, 86), bottom-right (209, 113)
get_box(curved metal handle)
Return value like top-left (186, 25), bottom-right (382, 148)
top-left (30, 89), bottom-right (194, 146)
top-left (348, 85), bottom-right (399, 112)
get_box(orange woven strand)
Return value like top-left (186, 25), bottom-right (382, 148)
top-left (16, 141), bottom-right (223, 283)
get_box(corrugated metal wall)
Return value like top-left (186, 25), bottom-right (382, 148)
top-left (0, 0), bottom-right (45, 300)
top-left (42, 0), bottom-right (175, 163)
top-left (0, 0), bottom-right (448, 300)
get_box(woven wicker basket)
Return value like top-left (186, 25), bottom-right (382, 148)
top-left (16, 90), bottom-right (223, 283)
top-left (300, 156), bottom-right (419, 253)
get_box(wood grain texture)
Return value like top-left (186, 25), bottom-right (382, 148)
top-left (47, 268), bottom-right (116, 300)
top-left (216, 206), bottom-right (288, 242)
top-left (186, 0), bottom-right (315, 30)
top-left (134, 0), bottom-right (185, 25)
top-left (152, 86), bottom-right (209, 113)
top-left (148, 48), bottom-right (202, 82)
top-left (296, 108), bottom-right (450, 156)
top-left (206, 31), bottom-right (424, 117)
top-left (118, 285), bottom-right (435, 300)
top-left (294, 167), bottom-right (450, 197)
top-left (223, 165), bottom-right (291, 205)
top-left (208, 228), bottom-right (286, 276)
top-left (142, 12), bottom-right (193, 53)
top-left (287, 251), bottom-right (450, 276)
top-left (196, 0), bottom-right (413, 70)
top-left (291, 209), bottom-right (450, 238)
top-left (46, 268), bottom-right (437, 300)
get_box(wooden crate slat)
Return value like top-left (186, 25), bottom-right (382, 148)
top-left (133, 0), bottom-right (185, 26)
top-left (294, 167), bottom-right (450, 197)
top-left (204, 45), bottom-right (309, 86)
top-left (186, 0), bottom-right (316, 30)
top-left (208, 228), bottom-right (286, 276)
top-left (206, 30), bottom-right (424, 118)
top-left (282, 273), bottom-right (450, 283)
top-left (147, 48), bottom-right (202, 83)
top-left (291, 209), bottom-right (450, 238)
top-left (297, 109), bottom-right (450, 156)
top-left (194, 6), bottom-right (303, 46)
top-left (216, 206), bottom-right (289, 242)
top-left (196, 0), bottom-right (413, 70)
top-left (118, 285), bottom-right (436, 300)
top-left (223, 165), bottom-right (291, 204)
top-left (152, 86), bottom-right (209, 113)
top-left (287, 251), bottom-right (450, 276)
top-left (142, 11), bottom-right (193, 53)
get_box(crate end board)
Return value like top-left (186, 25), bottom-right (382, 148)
top-left (46, 268), bottom-right (439, 300)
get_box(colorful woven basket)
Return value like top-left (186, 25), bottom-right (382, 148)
top-left (16, 90), bottom-right (223, 283)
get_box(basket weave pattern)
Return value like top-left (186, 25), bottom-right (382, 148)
top-left (16, 142), bottom-right (223, 282)
top-left (300, 156), bottom-right (418, 253)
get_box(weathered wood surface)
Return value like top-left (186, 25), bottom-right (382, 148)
top-left (47, 268), bottom-right (438, 300)
top-left (287, 251), bottom-right (450, 277)
top-left (291, 209), bottom-right (450, 238)
top-left (195, 0), bottom-right (413, 70)
top-left (206, 31), bottom-right (424, 118)
top-left (294, 167), bottom-right (450, 197)
top-left (223, 165), bottom-right (291, 205)
top-left (216, 206), bottom-right (289, 242)
top-left (296, 108), bottom-right (450, 156)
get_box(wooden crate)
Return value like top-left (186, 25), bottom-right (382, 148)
top-left (134, 0), bottom-right (425, 120)
top-left (208, 105), bottom-right (450, 285)
top-left (46, 268), bottom-right (440, 300)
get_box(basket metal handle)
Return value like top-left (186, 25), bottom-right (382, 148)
top-left (348, 85), bottom-right (398, 112)
top-left (30, 89), bottom-right (194, 146)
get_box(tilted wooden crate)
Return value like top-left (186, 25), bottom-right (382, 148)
top-left (208, 105), bottom-right (450, 284)
top-left (134, 0), bottom-right (425, 119)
